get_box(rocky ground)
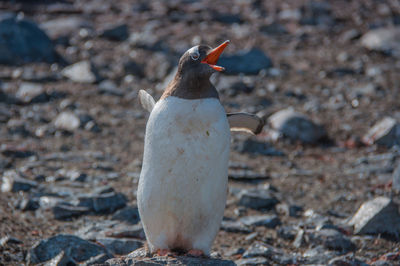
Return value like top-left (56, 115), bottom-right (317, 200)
top-left (1, 0), bottom-right (400, 265)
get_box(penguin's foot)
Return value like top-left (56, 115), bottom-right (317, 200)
top-left (156, 249), bottom-right (172, 256)
top-left (187, 249), bottom-right (205, 257)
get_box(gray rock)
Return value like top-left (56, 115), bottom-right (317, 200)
top-left (268, 108), bottom-right (326, 143)
top-left (61, 61), bottom-right (97, 83)
top-left (96, 238), bottom-right (143, 255)
top-left (54, 112), bottom-right (81, 132)
top-left (40, 16), bottom-right (92, 40)
top-left (234, 138), bottom-right (284, 157)
top-left (98, 80), bottom-right (124, 97)
top-left (242, 241), bottom-right (274, 258)
top-left (300, 1), bottom-right (334, 27)
top-left (1, 170), bottom-right (37, 192)
top-left (104, 223), bottom-right (145, 239)
top-left (218, 48), bottom-right (272, 75)
top-left (16, 83), bottom-right (47, 104)
top-left (27, 234), bottom-right (109, 264)
top-left (17, 197), bottom-right (40, 211)
top-left (362, 117), bottom-right (400, 147)
top-left (105, 248), bottom-right (235, 265)
top-left (239, 215), bottom-right (281, 228)
top-left (111, 206), bottom-right (140, 224)
top-left (348, 197), bottom-right (400, 236)
top-left (220, 220), bottom-right (252, 233)
top-left (0, 15), bottom-right (58, 65)
top-left (0, 236), bottom-right (22, 246)
top-left (82, 253), bottom-right (113, 266)
top-left (235, 257), bottom-right (269, 265)
top-left (361, 27), bottom-right (400, 57)
top-left (228, 169), bottom-right (269, 182)
top-left (100, 24), bottom-right (129, 41)
top-left (328, 254), bottom-right (369, 266)
top-left (238, 189), bottom-right (279, 210)
top-left (314, 229), bottom-right (356, 251)
top-left (53, 204), bottom-right (90, 220)
top-left (78, 192), bottom-right (127, 214)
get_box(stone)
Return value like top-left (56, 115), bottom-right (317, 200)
top-left (40, 16), bottom-right (92, 40)
top-left (239, 215), bottom-right (281, 228)
top-left (361, 27), bottom-right (400, 57)
top-left (268, 108), bottom-right (326, 143)
top-left (0, 15), bottom-right (58, 65)
top-left (362, 117), bottom-right (400, 147)
top-left (96, 238), bottom-right (143, 255)
top-left (314, 229), bottom-right (356, 252)
top-left (220, 220), bottom-right (252, 234)
top-left (105, 250), bottom-right (235, 265)
top-left (27, 234), bottom-right (109, 264)
top-left (0, 236), bottom-right (22, 246)
top-left (235, 257), bottom-right (269, 265)
top-left (98, 80), bottom-right (124, 97)
top-left (1, 145), bottom-right (35, 158)
top-left (16, 83), bottom-right (47, 104)
top-left (100, 24), bottom-right (129, 41)
top-left (17, 197), bottom-right (40, 211)
top-left (237, 189), bottom-right (279, 210)
top-left (1, 170), bottom-right (37, 192)
top-left (54, 112), bottom-right (81, 132)
top-left (104, 223), bottom-right (145, 239)
top-left (328, 255), bottom-right (369, 266)
top-left (82, 253), bottom-right (113, 266)
top-left (53, 204), bottom-right (90, 220)
top-left (234, 138), bottom-right (284, 156)
top-left (228, 169), bottom-right (269, 182)
top-left (78, 192), bottom-right (127, 214)
top-left (300, 1), bottom-right (334, 27)
top-left (61, 61), bottom-right (97, 83)
top-left (111, 206), bottom-right (140, 224)
top-left (278, 226), bottom-right (297, 240)
top-left (348, 197), bottom-right (400, 236)
top-left (218, 48), bottom-right (272, 75)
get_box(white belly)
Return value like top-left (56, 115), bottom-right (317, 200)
top-left (137, 96), bottom-right (230, 254)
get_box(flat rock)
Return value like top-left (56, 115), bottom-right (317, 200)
top-left (61, 60), bottom-right (97, 83)
top-left (53, 203), bottom-right (90, 220)
top-left (111, 206), bottom-right (140, 224)
top-left (348, 197), bottom-right (400, 236)
top-left (237, 189), bottom-right (279, 210)
top-left (43, 251), bottom-right (76, 266)
top-left (78, 192), bottom-right (127, 214)
top-left (268, 108), bottom-right (326, 143)
top-left (361, 27), bottom-right (400, 57)
top-left (54, 111), bottom-right (81, 132)
top-left (105, 248), bottom-right (235, 265)
top-left (362, 117), bottom-right (400, 147)
top-left (234, 138), bottom-right (284, 156)
top-left (27, 234), bottom-right (109, 264)
top-left (40, 16), bottom-right (92, 39)
top-left (100, 24), bottom-right (129, 41)
top-left (235, 257), bottom-right (269, 265)
top-left (313, 229), bottom-right (356, 252)
top-left (220, 220), bottom-right (252, 233)
top-left (0, 15), bottom-right (58, 65)
top-left (239, 214), bottom-right (281, 228)
top-left (1, 170), bottom-right (37, 192)
top-left (218, 48), bottom-right (272, 75)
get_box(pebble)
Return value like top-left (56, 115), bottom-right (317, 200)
top-left (40, 16), bottom-right (92, 40)
top-left (27, 234), bottom-right (109, 264)
top-left (43, 251), bottom-right (76, 266)
top-left (268, 108), bottom-right (326, 143)
top-left (111, 206), bottom-right (140, 224)
top-left (52, 203), bottom-right (90, 220)
top-left (348, 197), bottom-right (400, 236)
top-left (239, 215), bottom-right (281, 228)
top-left (362, 117), bottom-right (400, 147)
top-left (16, 83), bottom-right (47, 104)
top-left (61, 60), bottom-right (97, 83)
top-left (220, 220), bottom-right (252, 234)
top-left (100, 24), bottom-right (129, 41)
top-left (219, 48), bottom-right (272, 75)
top-left (78, 192), bottom-right (127, 214)
top-left (237, 189), bottom-right (279, 210)
top-left (314, 229), bottom-right (356, 252)
top-left (361, 27), bottom-right (400, 57)
top-left (1, 170), bottom-right (37, 192)
top-left (96, 238), bottom-right (143, 255)
top-left (53, 112), bottom-right (81, 132)
top-left (235, 257), bottom-right (269, 265)
top-left (234, 138), bottom-right (285, 156)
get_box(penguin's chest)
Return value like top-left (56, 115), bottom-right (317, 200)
top-left (138, 97), bottom-right (230, 228)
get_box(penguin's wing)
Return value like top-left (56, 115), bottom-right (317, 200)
top-left (139, 90), bottom-right (156, 112)
top-left (227, 112), bottom-right (264, 135)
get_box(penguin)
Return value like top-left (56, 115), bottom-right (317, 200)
top-left (137, 40), bottom-right (264, 257)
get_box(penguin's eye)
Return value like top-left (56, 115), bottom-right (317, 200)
top-left (190, 52), bottom-right (200, 61)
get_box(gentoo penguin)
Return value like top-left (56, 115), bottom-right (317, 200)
top-left (137, 40), bottom-right (264, 256)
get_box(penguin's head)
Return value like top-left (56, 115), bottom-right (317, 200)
top-left (177, 40), bottom-right (229, 79)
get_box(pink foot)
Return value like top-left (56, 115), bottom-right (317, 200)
top-left (156, 249), bottom-right (171, 256)
top-left (187, 249), bottom-right (205, 257)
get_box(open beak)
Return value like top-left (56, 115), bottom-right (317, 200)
top-left (201, 40), bottom-right (229, 72)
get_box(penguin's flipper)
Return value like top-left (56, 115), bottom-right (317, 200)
top-left (139, 90), bottom-right (156, 112)
top-left (227, 112), bottom-right (264, 135)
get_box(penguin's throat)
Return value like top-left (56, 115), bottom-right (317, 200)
top-left (161, 74), bottom-right (219, 100)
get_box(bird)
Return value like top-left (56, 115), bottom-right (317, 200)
top-left (137, 40), bottom-right (264, 257)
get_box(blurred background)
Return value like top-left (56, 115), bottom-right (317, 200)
top-left (1, 0), bottom-right (400, 265)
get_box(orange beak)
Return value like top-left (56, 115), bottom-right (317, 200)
top-left (201, 40), bottom-right (230, 72)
